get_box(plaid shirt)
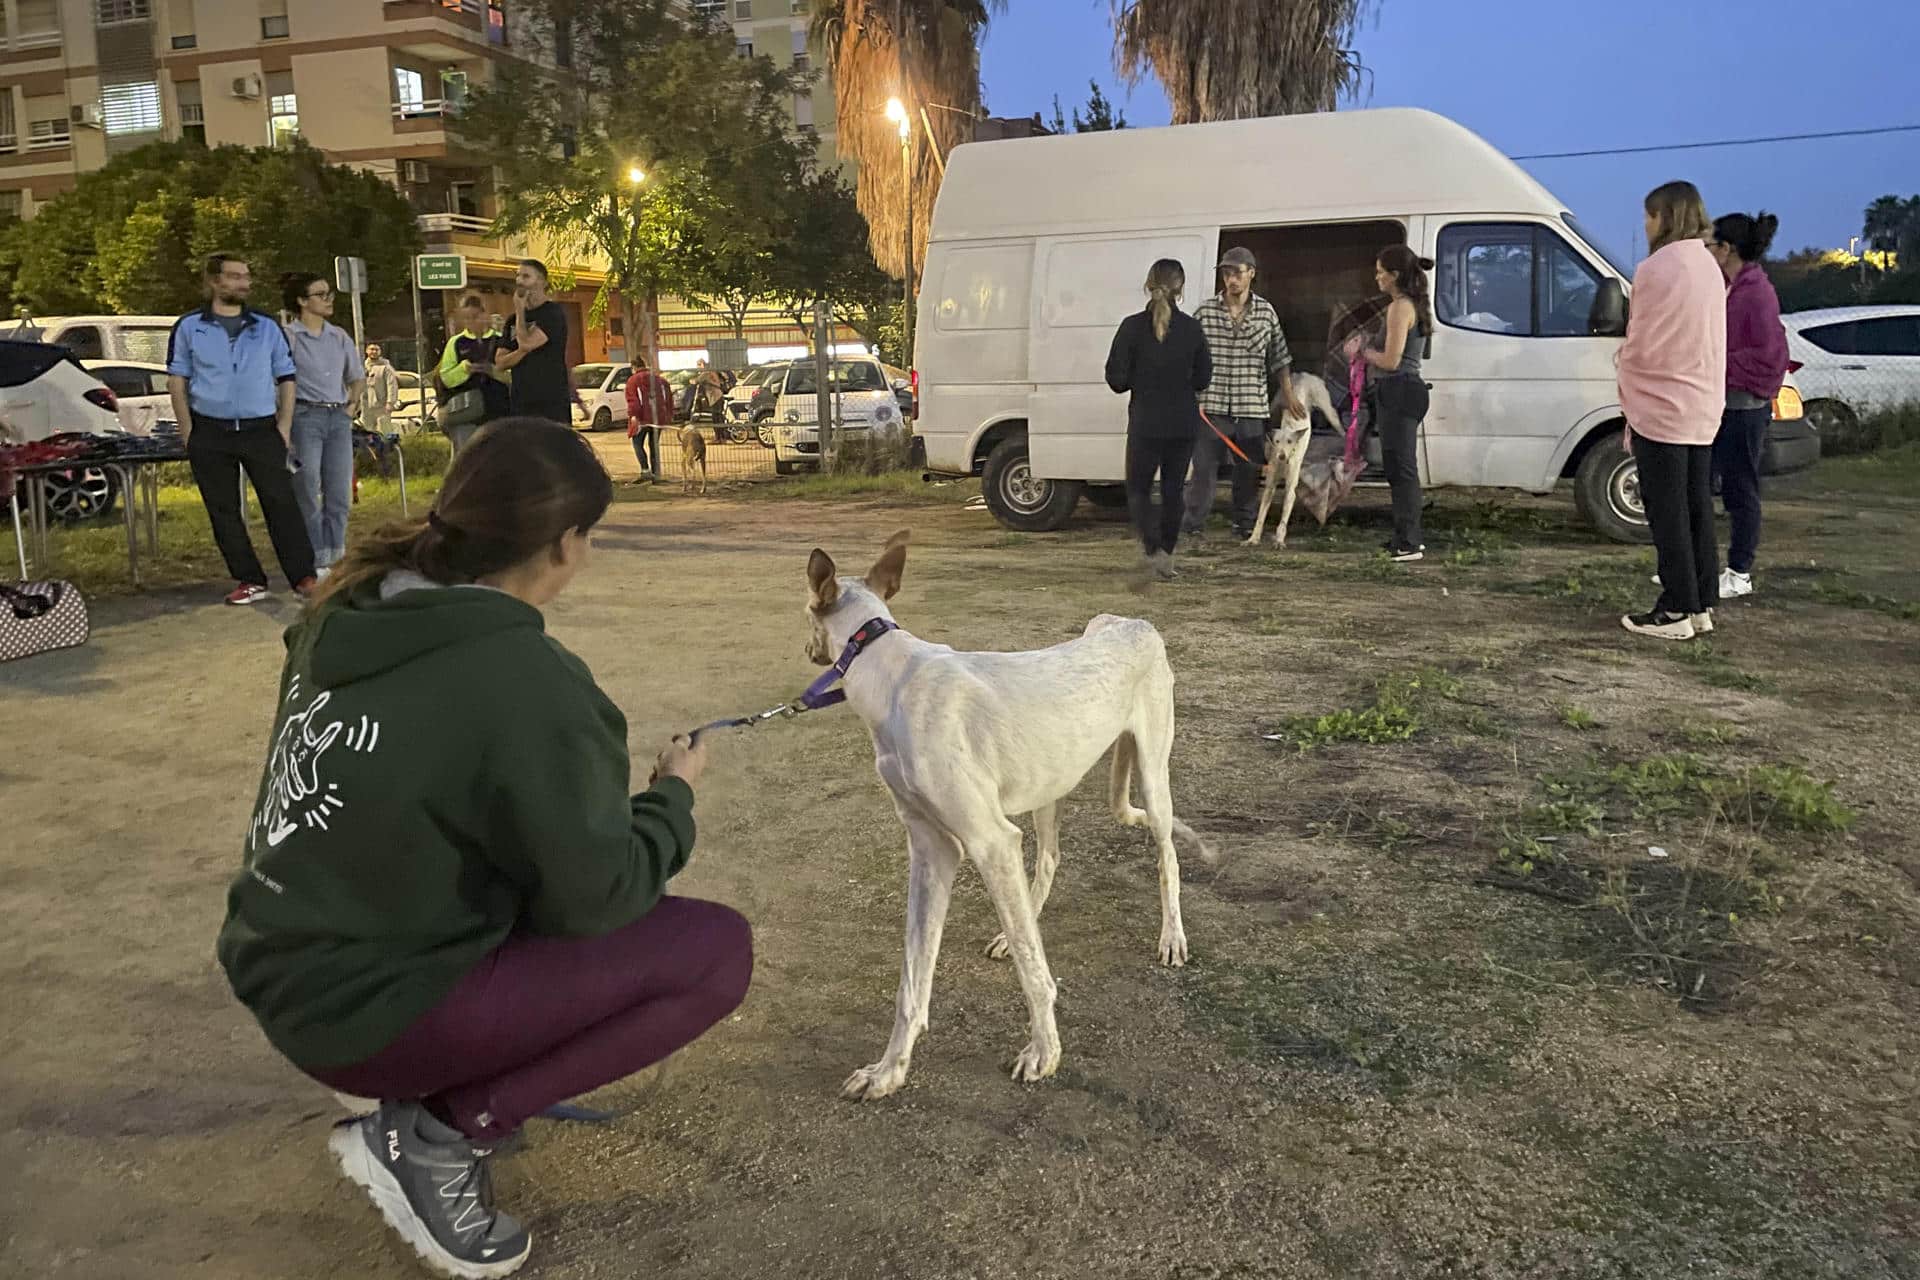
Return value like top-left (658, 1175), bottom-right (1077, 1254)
top-left (1195, 294), bottom-right (1291, 418)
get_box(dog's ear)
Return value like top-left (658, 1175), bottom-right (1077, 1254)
top-left (865, 531), bottom-right (909, 600)
top-left (808, 548), bottom-right (840, 609)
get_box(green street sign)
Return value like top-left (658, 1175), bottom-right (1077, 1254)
top-left (416, 254), bottom-right (467, 289)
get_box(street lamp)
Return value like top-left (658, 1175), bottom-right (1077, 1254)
top-left (884, 97), bottom-right (914, 364)
top-left (627, 165), bottom-right (647, 185)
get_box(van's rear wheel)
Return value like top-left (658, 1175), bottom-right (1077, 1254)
top-left (1573, 434), bottom-right (1653, 545)
top-left (982, 436), bottom-right (1082, 531)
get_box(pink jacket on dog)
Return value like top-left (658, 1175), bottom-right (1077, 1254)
top-left (1618, 239), bottom-right (1727, 446)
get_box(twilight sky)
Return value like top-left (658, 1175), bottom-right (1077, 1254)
top-left (979, 0), bottom-right (1920, 261)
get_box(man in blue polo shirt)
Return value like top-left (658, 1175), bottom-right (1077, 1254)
top-left (166, 252), bottom-right (317, 606)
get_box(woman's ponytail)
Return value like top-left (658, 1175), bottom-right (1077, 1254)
top-left (1143, 258), bottom-right (1187, 341)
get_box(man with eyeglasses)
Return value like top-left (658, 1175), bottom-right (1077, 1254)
top-left (1184, 246), bottom-right (1305, 542)
top-left (166, 252), bottom-right (317, 606)
top-left (282, 270), bottom-right (366, 578)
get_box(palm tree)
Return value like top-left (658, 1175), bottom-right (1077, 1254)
top-left (1862, 194), bottom-right (1920, 262)
top-left (1114, 0), bottom-right (1376, 123)
top-left (812, 0), bottom-right (1003, 280)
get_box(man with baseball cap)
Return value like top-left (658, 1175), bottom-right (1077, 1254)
top-left (1185, 245), bottom-right (1305, 540)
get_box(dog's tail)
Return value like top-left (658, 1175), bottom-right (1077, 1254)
top-left (1110, 734), bottom-right (1222, 868)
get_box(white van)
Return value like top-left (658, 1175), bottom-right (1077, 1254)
top-left (3, 314), bottom-right (179, 364)
top-left (911, 108), bottom-right (1813, 542)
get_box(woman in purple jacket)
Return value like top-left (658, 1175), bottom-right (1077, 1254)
top-left (1706, 212), bottom-right (1790, 599)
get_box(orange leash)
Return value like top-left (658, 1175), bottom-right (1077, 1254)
top-left (1199, 408), bottom-right (1253, 464)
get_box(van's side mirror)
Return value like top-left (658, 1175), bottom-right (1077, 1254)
top-left (1590, 280), bottom-right (1629, 338)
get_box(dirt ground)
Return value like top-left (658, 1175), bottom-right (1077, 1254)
top-left (4, 468), bottom-right (1917, 1279)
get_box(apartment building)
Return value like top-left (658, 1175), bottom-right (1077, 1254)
top-left (706, 0), bottom-right (836, 167)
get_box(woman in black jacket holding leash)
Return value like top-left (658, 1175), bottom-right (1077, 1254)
top-left (1106, 258), bottom-right (1213, 581)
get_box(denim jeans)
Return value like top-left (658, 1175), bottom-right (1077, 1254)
top-left (290, 404), bottom-right (354, 568)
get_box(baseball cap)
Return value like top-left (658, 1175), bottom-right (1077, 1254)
top-left (1217, 246), bottom-right (1257, 271)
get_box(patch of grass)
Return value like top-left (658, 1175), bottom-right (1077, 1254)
top-left (1813, 437), bottom-right (1920, 497)
top-left (2, 472), bottom-right (436, 600)
top-left (993, 533), bottom-right (1032, 548)
top-left (1810, 580), bottom-right (1920, 621)
top-left (1531, 798), bottom-right (1607, 836)
top-left (1668, 641), bottom-right (1775, 693)
top-left (1503, 557), bottom-right (1650, 613)
top-left (1249, 611), bottom-right (1290, 636)
top-left (1558, 704), bottom-right (1599, 731)
top-left (1273, 666), bottom-right (1465, 750)
top-left (1675, 717), bottom-right (1746, 747)
top-left (1716, 764), bottom-right (1855, 833)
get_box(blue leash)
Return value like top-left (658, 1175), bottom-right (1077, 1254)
top-left (684, 618), bottom-right (897, 746)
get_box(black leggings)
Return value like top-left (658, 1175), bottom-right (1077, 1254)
top-left (1634, 431), bottom-right (1718, 615)
top-left (1125, 432), bottom-right (1198, 555)
top-left (1375, 376), bottom-right (1429, 551)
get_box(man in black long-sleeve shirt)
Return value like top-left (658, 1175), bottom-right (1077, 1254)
top-left (1106, 260), bottom-right (1213, 580)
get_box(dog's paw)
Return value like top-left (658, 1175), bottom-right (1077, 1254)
top-left (1008, 1039), bottom-right (1061, 1084)
top-left (1270, 530), bottom-right (1288, 548)
top-left (841, 1061), bottom-right (909, 1101)
top-left (984, 931), bottom-right (1010, 960)
top-left (1158, 926), bottom-right (1189, 967)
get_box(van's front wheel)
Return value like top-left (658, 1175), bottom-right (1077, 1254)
top-left (982, 436), bottom-right (1082, 531)
top-left (1573, 434), bottom-right (1653, 545)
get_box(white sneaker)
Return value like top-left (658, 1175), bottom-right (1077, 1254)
top-left (1650, 573), bottom-right (1663, 586)
top-left (1622, 610), bottom-right (1696, 641)
top-left (1719, 569), bottom-right (1753, 599)
top-left (1691, 610), bottom-right (1714, 635)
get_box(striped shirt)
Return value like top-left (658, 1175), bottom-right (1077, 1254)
top-left (1195, 294), bottom-right (1291, 418)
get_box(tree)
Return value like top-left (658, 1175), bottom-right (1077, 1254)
top-left (0, 141), bottom-right (421, 317)
top-left (1049, 80), bottom-right (1129, 134)
top-left (1114, 0), bottom-right (1376, 123)
top-left (1862, 194), bottom-right (1920, 265)
top-left (764, 170), bottom-right (902, 360)
top-left (457, 0), bottom-right (807, 366)
top-left (813, 1), bottom-right (1005, 280)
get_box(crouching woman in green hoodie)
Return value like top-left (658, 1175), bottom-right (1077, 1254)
top-left (216, 418), bottom-right (751, 1279)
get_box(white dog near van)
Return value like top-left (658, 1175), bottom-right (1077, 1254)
top-left (803, 531), bottom-right (1216, 1100)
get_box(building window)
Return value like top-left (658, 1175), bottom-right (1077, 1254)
top-left (441, 70), bottom-right (470, 113)
top-left (261, 15), bottom-right (290, 39)
top-left (269, 94), bottom-right (299, 147)
top-left (735, 39), bottom-right (754, 59)
top-left (691, 0), bottom-right (725, 19)
top-left (793, 91), bottom-right (814, 129)
top-left (552, 16), bottom-right (572, 68)
top-left (0, 191), bottom-right (22, 221)
top-left (734, 0), bottom-right (753, 15)
top-left (558, 125), bottom-right (577, 160)
top-left (449, 181), bottom-right (479, 218)
top-left (101, 80), bottom-right (163, 135)
top-left (790, 0), bottom-right (809, 14)
top-left (486, 0), bottom-right (506, 45)
top-left (170, 33), bottom-right (197, 49)
top-left (28, 118), bottom-right (72, 150)
top-left (0, 94), bottom-right (14, 150)
top-left (95, 0), bottom-right (152, 24)
top-left (394, 67), bottom-right (426, 114)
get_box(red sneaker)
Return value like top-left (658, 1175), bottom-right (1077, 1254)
top-left (225, 583), bottom-right (269, 606)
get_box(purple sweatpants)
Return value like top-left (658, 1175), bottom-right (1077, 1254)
top-left (306, 897), bottom-right (753, 1141)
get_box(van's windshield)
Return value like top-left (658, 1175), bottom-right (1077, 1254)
top-left (1563, 214), bottom-right (1634, 281)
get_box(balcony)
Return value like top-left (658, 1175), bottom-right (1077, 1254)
top-left (28, 129), bottom-right (72, 152)
top-left (3, 27), bottom-right (63, 52)
top-left (393, 97), bottom-right (455, 119)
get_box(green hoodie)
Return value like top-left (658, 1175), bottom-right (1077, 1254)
top-left (215, 578), bottom-right (696, 1071)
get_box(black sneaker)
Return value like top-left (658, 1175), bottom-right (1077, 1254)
top-left (1621, 610), bottom-right (1696, 641)
top-left (330, 1101), bottom-right (531, 1278)
top-left (1390, 544), bottom-right (1425, 563)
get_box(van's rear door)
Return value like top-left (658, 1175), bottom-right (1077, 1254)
top-left (1028, 229), bottom-right (1212, 482)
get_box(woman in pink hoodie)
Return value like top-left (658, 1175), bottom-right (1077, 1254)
top-left (1707, 211), bottom-right (1789, 598)
top-left (1617, 181), bottom-right (1726, 641)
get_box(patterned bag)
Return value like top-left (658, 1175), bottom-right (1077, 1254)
top-left (0, 581), bottom-right (90, 664)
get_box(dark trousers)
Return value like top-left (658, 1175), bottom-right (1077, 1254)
top-left (1712, 406), bottom-right (1768, 574)
top-left (1183, 414), bottom-right (1263, 534)
top-left (305, 897), bottom-right (753, 1142)
top-left (1634, 431), bottom-right (1718, 616)
top-left (630, 427), bottom-right (657, 477)
top-left (186, 417), bottom-right (316, 589)
top-left (1375, 377), bottom-right (1429, 551)
top-left (1126, 431), bottom-right (1198, 555)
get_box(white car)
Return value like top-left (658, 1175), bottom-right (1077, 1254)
top-left (1782, 306), bottom-right (1920, 445)
top-left (83, 359), bottom-right (176, 435)
top-left (3, 313), bottom-right (178, 363)
top-left (771, 357), bottom-right (909, 474)
top-left (571, 362), bottom-right (632, 432)
top-left (1, 339), bottom-right (127, 520)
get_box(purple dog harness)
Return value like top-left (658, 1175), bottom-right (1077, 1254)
top-left (687, 617), bottom-right (897, 744)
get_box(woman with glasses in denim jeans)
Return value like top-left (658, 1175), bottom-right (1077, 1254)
top-left (282, 272), bottom-right (365, 576)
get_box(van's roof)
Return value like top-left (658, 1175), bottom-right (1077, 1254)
top-left (933, 108), bottom-right (1567, 242)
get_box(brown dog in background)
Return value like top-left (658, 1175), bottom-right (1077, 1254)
top-left (679, 426), bottom-right (708, 495)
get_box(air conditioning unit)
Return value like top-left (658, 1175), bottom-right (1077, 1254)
top-left (400, 161), bottom-right (431, 184)
top-left (230, 74), bottom-right (263, 100)
top-left (70, 104), bottom-right (104, 129)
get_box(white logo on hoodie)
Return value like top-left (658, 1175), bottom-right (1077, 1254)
top-left (248, 677), bottom-right (383, 855)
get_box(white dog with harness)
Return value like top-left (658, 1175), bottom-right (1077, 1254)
top-left (801, 530), bottom-right (1217, 1100)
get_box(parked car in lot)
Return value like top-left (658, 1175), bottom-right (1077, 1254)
top-left (724, 362), bottom-right (792, 446)
top-left (769, 356), bottom-right (909, 474)
top-left (4, 313), bottom-right (178, 363)
top-left (570, 362), bottom-right (633, 431)
top-left (1, 339), bottom-right (126, 520)
top-left (1782, 306), bottom-right (1920, 448)
top-left (83, 359), bottom-right (176, 435)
